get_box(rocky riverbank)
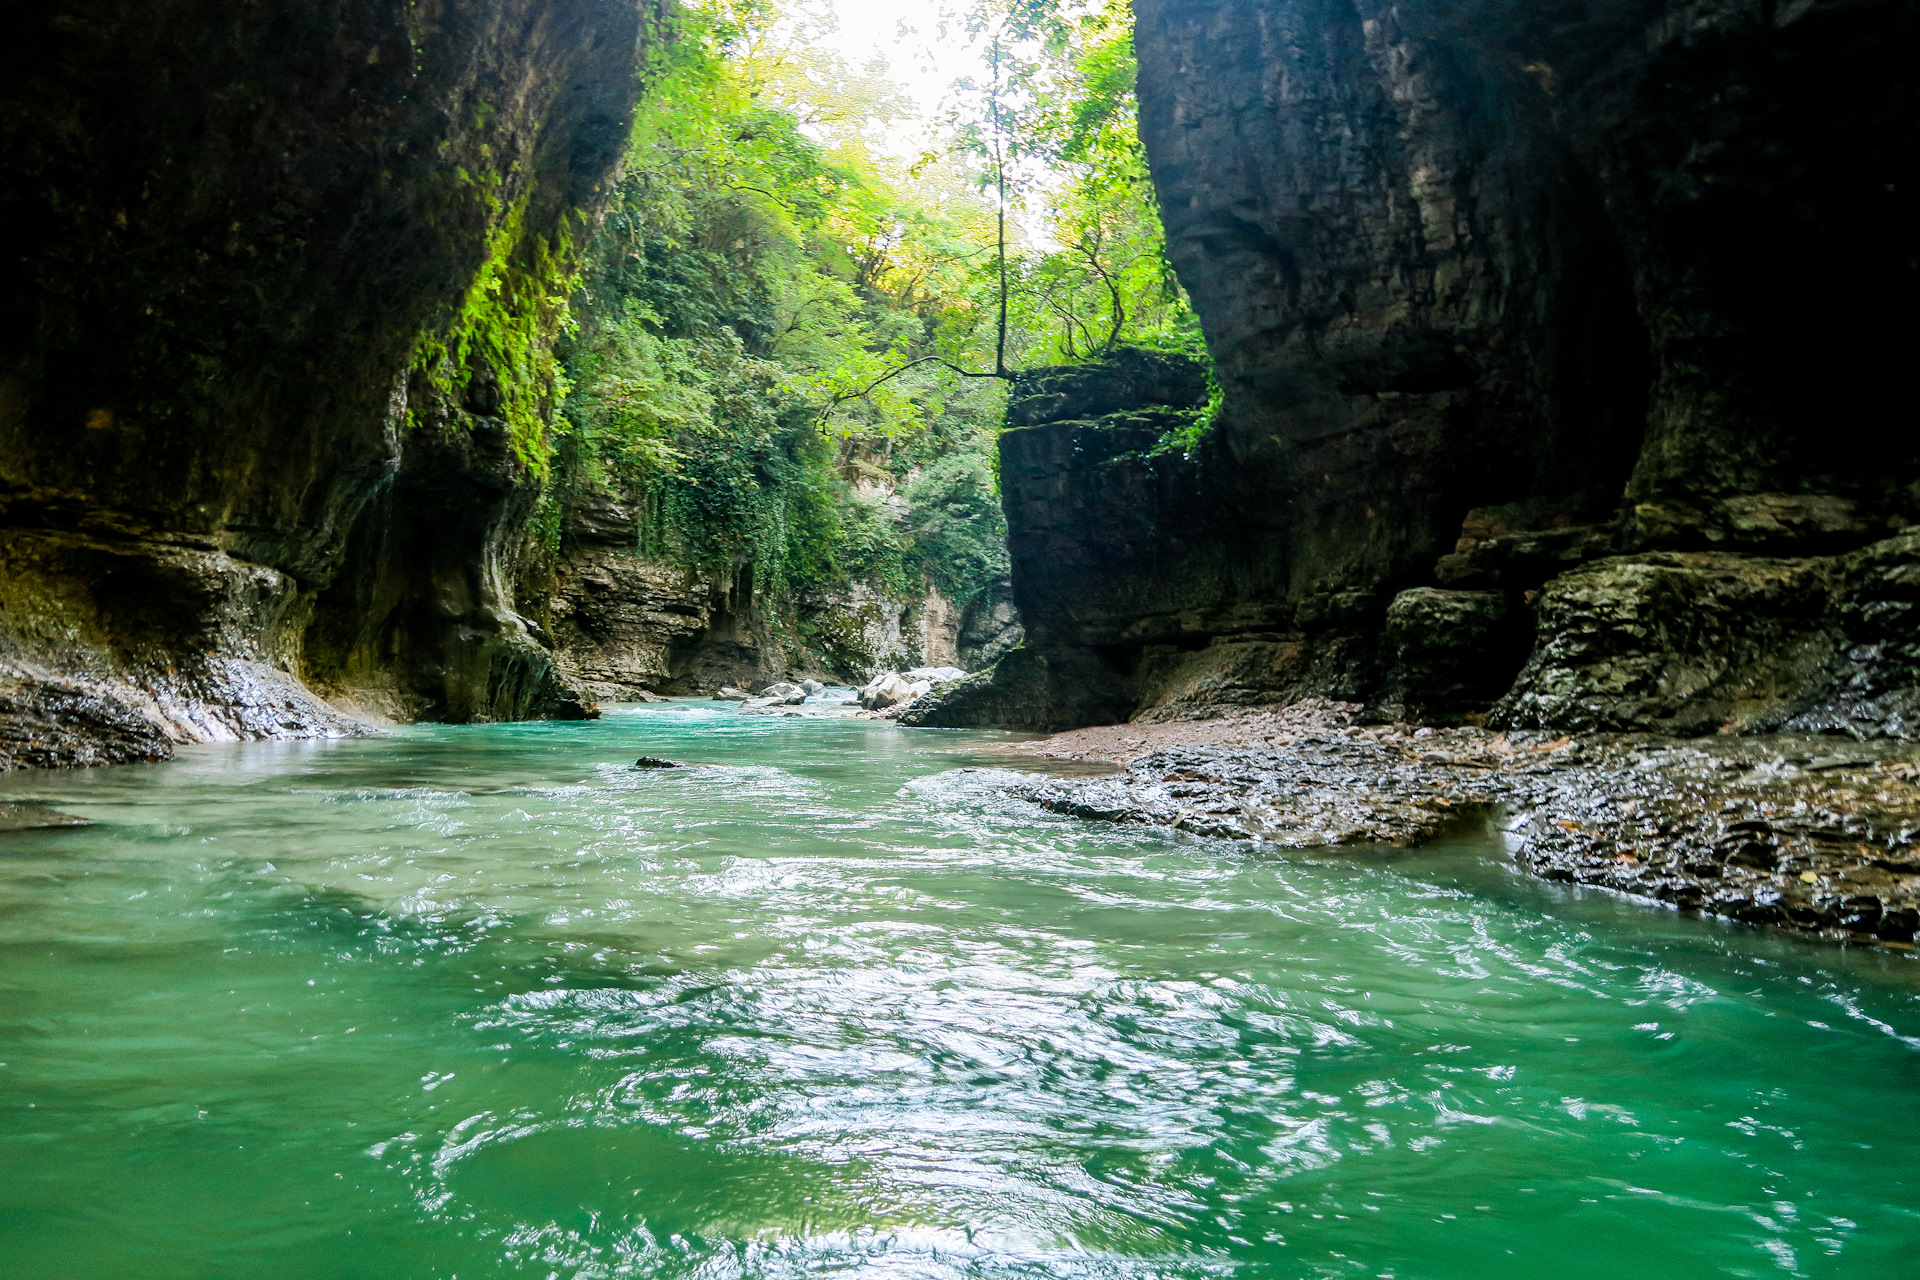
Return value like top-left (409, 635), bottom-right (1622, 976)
top-left (999, 704), bottom-right (1920, 948)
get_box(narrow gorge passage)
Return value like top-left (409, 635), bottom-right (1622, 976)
top-left (3, 708), bottom-right (1919, 1278)
top-left (4, 0), bottom-right (1917, 1274)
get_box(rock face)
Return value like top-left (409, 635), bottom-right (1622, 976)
top-left (957, 578), bottom-right (1024, 670)
top-left (968, 0), bottom-right (1915, 735)
top-left (1496, 533), bottom-right (1920, 739)
top-left (0, 0), bottom-right (653, 766)
top-left (802, 581), bottom-right (966, 683)
top-left (544, 484), bottom-right (758, 700)
top-left (928, 349), bottom-right (1218, 730)
top-left (540, 477), bottom-right (987, 699)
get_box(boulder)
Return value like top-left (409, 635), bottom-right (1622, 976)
top-left (1491, 553), bottom-right (1835, 735)
top-left (902, 666), bottom-right (967, 684)
top-left (712, 687), bottom-right (749, 702)
top-left (801, 679), bottom-right (825, 696)
top-left (894, 650), bottom-right (1131, 730)
top-left (1378, 588), bottom-right (1532, 723)
top-left (632, 756), bottom-right (683, 769)
top-left (858, 673), bottom-right (917, 710)
top-left (749, 681), bottom-right (807, 706)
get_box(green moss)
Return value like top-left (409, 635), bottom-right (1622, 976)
top-left (410, 184), bottom-right (589, 478)
top-left (1150, 374), bottom-right (1221, 456)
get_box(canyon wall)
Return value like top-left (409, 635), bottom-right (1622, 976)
top-left (0, 0), bottom-right (655, 768)
top-left (543, 476), bottom-right (1005, 700)
top-left (951, 0), bottom-right (1916, 734)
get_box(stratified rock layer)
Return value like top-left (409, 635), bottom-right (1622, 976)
top-left (543, 476), bottom-right (999, 701)
top-left (0, 0), bottom-right (653, 765)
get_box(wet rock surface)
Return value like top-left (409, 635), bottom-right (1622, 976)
top-left (1490, 531), bottom-right (1920, 739)
top-left (1, 671), bottom-right (178, 771)
top-left (1007, 709), bottom-right (1920, 948)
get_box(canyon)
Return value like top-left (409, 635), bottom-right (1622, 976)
top-left (8, 7), bottom-right (1920, 1266)
top-left (4, 0), bottom-right (1915, 770)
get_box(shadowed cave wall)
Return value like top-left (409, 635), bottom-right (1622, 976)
top-left (0, 0), bottom-right (656, 767)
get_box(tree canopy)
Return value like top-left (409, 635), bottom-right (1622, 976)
top-left (553, 0), bottom-right (1201, 620)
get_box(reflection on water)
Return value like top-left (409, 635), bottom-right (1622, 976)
top-left (2, 704), bottom-right (1918, 1279)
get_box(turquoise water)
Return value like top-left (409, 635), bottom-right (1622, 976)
top-left (2, 704), bottom-right (1918, 1279)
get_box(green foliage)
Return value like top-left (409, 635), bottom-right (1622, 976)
top-left (558, 0), bottom-right (1208, 623)
top-left (951, 0), bottom-right (1205, 367)
top-left (1150, 368), bottom-right (1224, 456)
top-left (904, 449), bottom-right (1010, 605)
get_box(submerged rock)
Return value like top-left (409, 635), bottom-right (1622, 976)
top-left (0, 802), bottom-right (94, 833)
top-left (631, 757), bottom-right (684, 770)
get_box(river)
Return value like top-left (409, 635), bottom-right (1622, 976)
top-left (2, 702), bottom-right (1917, 1278)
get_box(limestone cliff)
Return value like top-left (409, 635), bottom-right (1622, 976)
top-left (951, 0), bottom-right (1915, 734)
top-left (0, 0), bottom-right (655, 768)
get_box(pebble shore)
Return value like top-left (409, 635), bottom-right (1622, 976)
top-left (998, 703), bottom-right (1920, 947)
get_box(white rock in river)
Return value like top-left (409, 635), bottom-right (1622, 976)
top-left (801, 679), bottom-right (825, 696)
top-left (902, 666), bottom-right (966, 684)
top-left (857, 673), bottom-right (917, 710)
top-left (712, 686), bottom-right (749, 701)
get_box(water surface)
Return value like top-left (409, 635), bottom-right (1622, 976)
top-left (3, 704), bottom-right (1918, 1278)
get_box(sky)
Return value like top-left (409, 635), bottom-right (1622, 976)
top-left (797, 0), bottom-right (984, 154)
top-left (774, 0), bottom-right (1065, 245)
